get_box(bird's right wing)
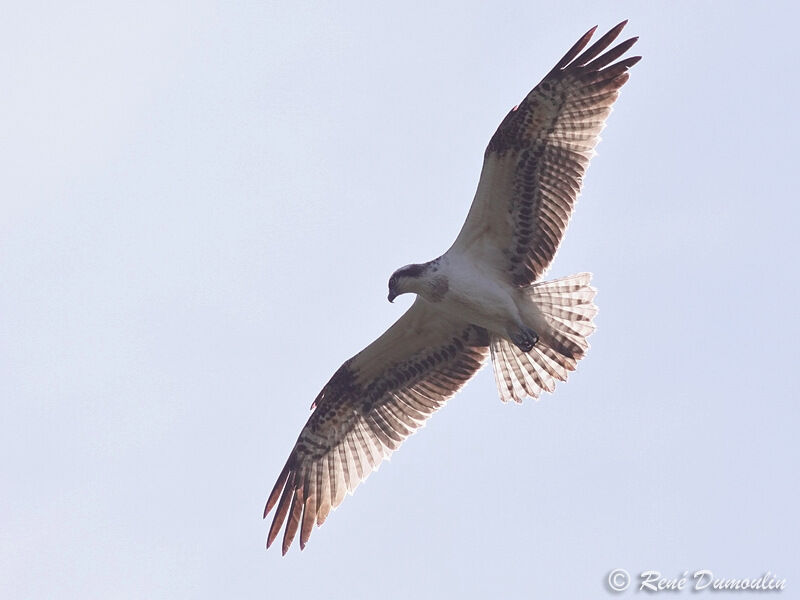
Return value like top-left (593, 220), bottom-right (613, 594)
top-left (264, 298), bottom-right (490, 554)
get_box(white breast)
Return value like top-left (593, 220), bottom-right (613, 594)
top-left (433, 253), bottom-right (521, 336)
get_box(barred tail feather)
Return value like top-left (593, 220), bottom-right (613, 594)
top-left (490, 273), bottom-right (597, 403)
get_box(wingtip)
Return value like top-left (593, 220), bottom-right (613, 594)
top-left (612, 19), bottom-right (629, 33)
top-left (607, 20), bottom-right (629, 38)
top-left (266, 527), bottom-right (278, 549)
top-left (626, 55), bottom-right (643, 68)
top-left (581, 25), bottom-right (599, 46)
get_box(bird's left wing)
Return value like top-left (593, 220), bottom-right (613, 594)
top-left (450, 22), bottom-right (640, 286)
top-left (264, 298), bottom-right (490, 554)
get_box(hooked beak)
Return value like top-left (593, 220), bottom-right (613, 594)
top-left (388, 291), bottom-right (397, 303)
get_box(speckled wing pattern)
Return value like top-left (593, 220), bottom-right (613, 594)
top-left (452, 21), bottom-right (640, 286)
top-left (264, 299), bottom-right (489, 554)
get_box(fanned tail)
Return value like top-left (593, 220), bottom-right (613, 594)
top-left (490, 273), bottom-right (597, 402)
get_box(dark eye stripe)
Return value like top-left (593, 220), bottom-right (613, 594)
top-left (396, 264), bottom-right (425, 278)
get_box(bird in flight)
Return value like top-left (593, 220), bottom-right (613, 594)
top-left (265, 21), bottom-right (640, 554)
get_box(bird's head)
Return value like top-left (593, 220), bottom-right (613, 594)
top-left (387, 263), bottom-right (427, 303)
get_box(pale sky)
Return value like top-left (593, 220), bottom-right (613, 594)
top-left (2, 2), bottom-right (798, 598)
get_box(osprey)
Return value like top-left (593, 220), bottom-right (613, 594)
top-left (265, 22), bottom-right (640, 554)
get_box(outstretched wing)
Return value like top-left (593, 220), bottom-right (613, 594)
top-left (264, 299), bottom-right (490, 554)
top-left (451, 21), bottom-right (640, 286)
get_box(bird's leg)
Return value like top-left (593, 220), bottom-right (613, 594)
top-left (508, 326), bottom-right (539, 353)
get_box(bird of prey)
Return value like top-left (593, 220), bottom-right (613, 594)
top-left (265, 21), bottom-right (639, 554)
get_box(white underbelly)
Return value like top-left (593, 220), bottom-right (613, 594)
top-left (435, 263), bottom-right (521, 335)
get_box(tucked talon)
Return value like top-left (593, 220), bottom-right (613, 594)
top-left (509, 327), bottom-right (539, 352)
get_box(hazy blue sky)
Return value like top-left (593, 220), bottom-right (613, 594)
top-left (2, 2), bottom-right (798, 598)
